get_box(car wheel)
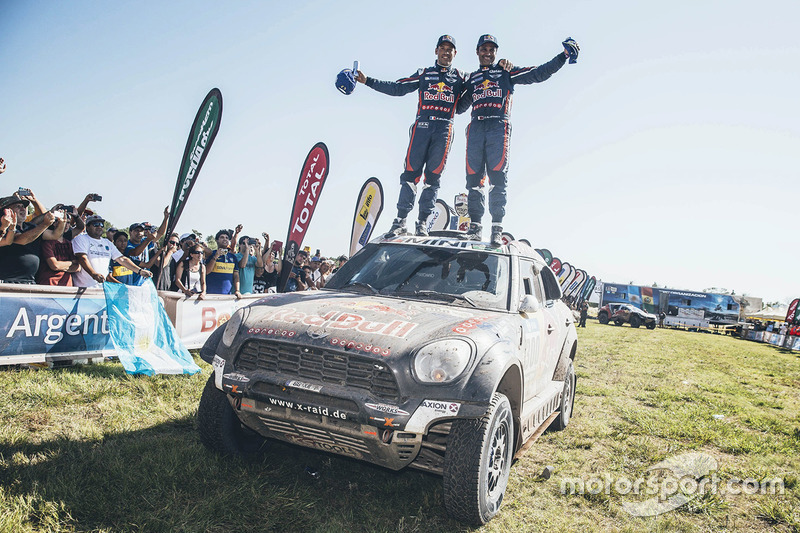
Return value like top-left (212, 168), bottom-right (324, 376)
top-left (630, 315), bottom-right (641, 328)
top-left (598, 312), bottom-right (609, 325)
top-left (550, 361), bottom-right (576, 431)
top-left (443, 392), bottom-right (514, 525)
top-left (197, 375), bottom-right (267, 456)
top-left (613, 319), bottom-right (622, 326)
top-left (646, 321), bottom-right (656, 330)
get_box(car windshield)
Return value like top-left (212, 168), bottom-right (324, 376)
top-left (326, 243), bottom-right (511, 311)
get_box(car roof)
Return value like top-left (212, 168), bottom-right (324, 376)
top-left (374, 234), bottom-right (548, 268)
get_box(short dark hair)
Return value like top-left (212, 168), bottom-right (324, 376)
top-left (215, 229), bottom-right (232, 241)
top-left (114, 231), bottom-right (129, 242)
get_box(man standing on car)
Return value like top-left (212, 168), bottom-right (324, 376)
top-left (458, 35), bottom-right (579, 246)
top-left (355, 35), bottom-right (467, 237)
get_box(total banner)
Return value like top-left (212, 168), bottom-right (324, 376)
top-left (166, 88), bottom-right (223, 237)
top-left (278, 142), bottom-right (330, 292)
top-left (786, 298), bottom-right (799, 325)
top-left (349, 177), bottom-right (383, 257)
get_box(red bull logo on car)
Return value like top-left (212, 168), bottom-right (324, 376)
top-left (424, 82), bottom-right (455, 103)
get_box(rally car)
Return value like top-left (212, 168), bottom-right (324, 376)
top-left (597, 303), bottom-right (657, 329)
top-left (197, 233), bottom-right (578, 525)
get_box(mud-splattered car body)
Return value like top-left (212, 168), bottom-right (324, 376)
top-left (198, 234), bottom-right (578, 524)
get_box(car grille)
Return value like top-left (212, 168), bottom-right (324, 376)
top-left (235, 339), bottom-right (400, 401)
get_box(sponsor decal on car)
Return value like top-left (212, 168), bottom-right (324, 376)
top-left (369, 416), bottom-right (400, 428)
top-left (285, 380), bottom-right (322, 393)
top-left (330, 337), bottom-right (391, 357)
top-left (365, 403), bottom-right (410, 416)
top-left (212, 355), bottom-right (225, 390)
top-left (266, 396), bottom-right (349, 419)
top-left (421, 400), bottom-right (461, 415)
top-left (452, 315), bottom-right (494, 334)
top-left (254, 308), bottom-right (417, 339)
top-left (222, 372), bottom-right (250, 383)
top-left (247, 327), bottom-right (297, 338)
top-left (285, 435), bottom-right (363, 459)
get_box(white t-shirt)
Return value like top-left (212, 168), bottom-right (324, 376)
top-left (72, 233), bottom-right (123, 288)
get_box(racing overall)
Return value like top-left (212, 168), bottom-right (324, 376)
top-left (366, 64), bottom-right (466, 221)
top-left (458, 53), bottom-right (566, 224)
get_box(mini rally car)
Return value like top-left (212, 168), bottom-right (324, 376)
top-left (197, 233), bottom-right (578, 525)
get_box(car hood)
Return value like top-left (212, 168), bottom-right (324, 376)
top-left (238, 290), bottom-right (515, 359)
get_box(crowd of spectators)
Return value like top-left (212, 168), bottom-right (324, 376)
top-left (0, 189), bottom-right (349, 297)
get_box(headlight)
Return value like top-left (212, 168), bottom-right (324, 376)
top-left (221, 307), bottom-right (249, 347)
top-left (413, 339), bottom-right (473, 383)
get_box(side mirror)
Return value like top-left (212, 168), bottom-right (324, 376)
top-left (519, 294), bottom-right (541, 315)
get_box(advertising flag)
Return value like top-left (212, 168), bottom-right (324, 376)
top-left (103, 282), bottom-right (200, 376)
top-left (166, 88), bottom-right (223, 237)
top-left (349, 177), bottom-right (384, 257)
top-left (550, 257), bottom-right (562, 275)
top-left (426, 199), bottom-right (452, 232)
top-left (787, 298), bottom-right (800, 325)
top-left (278, 142), bottom-right (330, 292)
top-left (535, 249), bottom-right (553, 265)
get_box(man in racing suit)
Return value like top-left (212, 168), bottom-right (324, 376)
top-left (356, 35), bottom-right (466, 237)
top-left (457, 34), bottom-right (578, 246)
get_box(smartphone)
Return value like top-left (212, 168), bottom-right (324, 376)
top-left (248, 238), bottom-right (257, 245)
top-left (18, 187), bottom-right (32, 196)
top-left (271, 240), bottom-right (283, 255)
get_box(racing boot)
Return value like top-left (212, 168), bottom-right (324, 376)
top-left (415, 220), bottom-right (429, 237)
top-left (384, 217), bottom-right (406, 238)
top-left (490, 224), bottom-right (503, 247)
top-left (465, 222), bottom-right (482, 241)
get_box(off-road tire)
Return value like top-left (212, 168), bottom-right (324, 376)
top-left (613, 319), bottom-right (623, 326)
top-left (646, 321), bottom-right (656, 330)
top-left (550, 361), bottom-right (576, 431)
top-left (630, 315), bottom-right (641, 328)
top-left (598, 312), bottom-right (609, 325)
top-left (443, 393), bottom-right (514, 525)
top-left (197, 375), bottom-right (267, 457)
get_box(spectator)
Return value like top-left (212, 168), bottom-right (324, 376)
top-left (106, 227), bottom-right (117, 243)
top-left (0, 193), bottom-right (56, 284)
top-left (333, 254), bottom-right (348, 273)
top-left (125, 208), bottom-right (168, 285)
top-left (153, 233), bottom-right (180, 290)
top-left (205, 229), bottom-right (241, 297)
top-left (72, 215), bottom-right (150, 288)
top-left (254, 244), bottom-right (281, 293)
top-left (0, 203), bottom-right (16, 247)
top-left (579, 301), bottom-right (588, 328)
top-left (174, 243), bottom-right (206, 299)
top-left (235, 235), bottom-right (263, 294)
top-left (37, 206), bottom-right (82, 286)
top-left (76, 192), bottom-right (102, 217)
top-left (108, 231), bottom-right (136, 284)
top-left (173, 232), bottom-right (197, 263)
top-left (316, 260), bottom-right (333, 289)
top-left (301, 265), bottom-right (317, 290)
top-left (285, 250), bottom-right (309, 292)
top-left (0, 158), bottom-right (5, 174)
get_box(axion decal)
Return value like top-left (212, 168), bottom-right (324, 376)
top-left (257, 308), bottom-right (417, 338)
top-left (421, 400), bottom-right (461, 415)
top-left (330, 338), bottom-right (391, 357)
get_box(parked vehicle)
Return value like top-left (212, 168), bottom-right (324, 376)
top-left (197, 234), bottom-right (578, 525)
top-left (597, 303), bottom-right (657, 329)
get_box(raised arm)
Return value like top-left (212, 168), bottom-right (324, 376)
top-left (357, 68), bottom-right (422, 97)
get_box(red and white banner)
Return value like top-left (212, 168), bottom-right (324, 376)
top-left (787, 298), bottom-right (799, 325)
top-left (278, 142), bottom-right (330, 292)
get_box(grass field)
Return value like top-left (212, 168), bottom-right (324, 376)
top-left (1, 322), bottom-right (799, 532)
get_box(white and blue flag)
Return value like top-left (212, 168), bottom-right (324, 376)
top-left (103, 281), bottom-right (201, 376)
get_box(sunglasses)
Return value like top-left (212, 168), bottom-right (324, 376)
top-left (190, 250), bottom-right (203, 255)
top-left (89, 222), bottom-right (104, 227)
top-left (168, 241), bottom-right (179, 245)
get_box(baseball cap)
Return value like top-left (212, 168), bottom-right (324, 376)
top-left (0, 195), bottom-right (30, 210)
top-left (336, 68), bottom-right (356, 95)
top-left (129, 222), bottom-right (145, 231)
top-left (476, 34), bottom-right (499, 49)
top-left (437, 35), bottom-right (456, 49)
top-left (311, 256), bottom-right (320, 262)
top-left (86, 215), bottom-right (105, 225)
top-left (180, 232), bottom-right (196, 242)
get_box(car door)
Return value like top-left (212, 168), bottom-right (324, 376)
top-left (539, 266), bottom-right (567, 389)
top-left (518, 259), bottom-right (546, 401)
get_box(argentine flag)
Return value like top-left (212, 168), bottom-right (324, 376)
top-left (104, 281), bottom-right (201, 375)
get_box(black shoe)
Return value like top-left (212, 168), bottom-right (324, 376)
top-left (384, 217), bottom-right (406, 238)
top-left (415, 220), bottom-right (429, 237)
top-left (465, 222), bottom-right (482, 241)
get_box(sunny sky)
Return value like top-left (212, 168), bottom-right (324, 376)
top-left (2, 0), bottom-right (798, 303)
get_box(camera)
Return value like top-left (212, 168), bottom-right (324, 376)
top-left (18, 187), bottom-right (32, 196)
top-left (248, 238), bottom-right (257, 245)
top-left (61, 205), bottom-right (75, 212)
top-left (90, 194), bottom-right (102, 202)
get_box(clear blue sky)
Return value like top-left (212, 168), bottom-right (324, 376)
top-left (2, 1), bottom-right (798, 303)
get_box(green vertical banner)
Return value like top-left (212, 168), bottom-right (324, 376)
top-left (167, 88), bottom-right (223, 237)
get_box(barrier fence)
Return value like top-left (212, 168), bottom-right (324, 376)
top-left (0, 284), bottom-right (265, 366)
